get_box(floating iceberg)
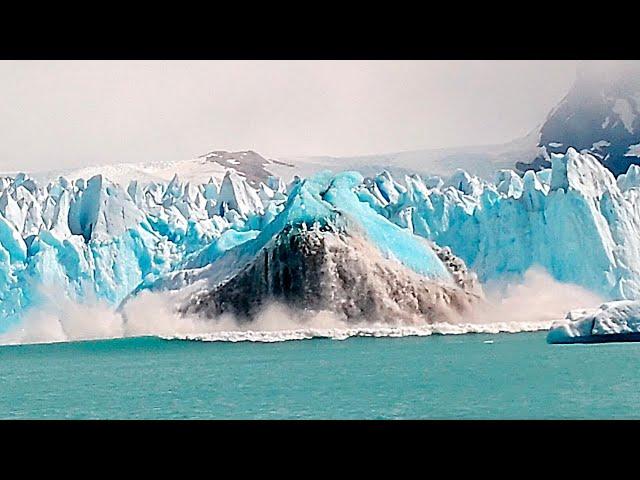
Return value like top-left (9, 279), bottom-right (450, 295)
top-left (547, 300), bottom-right (640, 344)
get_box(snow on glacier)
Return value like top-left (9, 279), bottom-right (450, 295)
top-left (2, 147), bottom-right (640, 333)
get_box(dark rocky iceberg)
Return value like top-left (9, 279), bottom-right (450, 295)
top-left (180, 222), bottom-right (481, 324)
top-left (131, 171), bottom-right (483, 326)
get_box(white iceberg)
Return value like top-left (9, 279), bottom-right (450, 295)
top-left (547, 300), bottom-right (640, 344)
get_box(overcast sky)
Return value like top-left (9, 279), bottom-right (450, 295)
top-left (0, 60), bottom-right (580, 172)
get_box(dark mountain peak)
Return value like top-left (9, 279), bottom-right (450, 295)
top-left (517, 61), bottom-right (640, 176)
top-left (198, 150), bottom-right (293, 187)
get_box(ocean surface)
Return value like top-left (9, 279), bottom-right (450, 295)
top-left (1, 331), bottom-right (640, 419)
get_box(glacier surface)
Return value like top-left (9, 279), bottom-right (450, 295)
top-left (0, 147), bottom-right (639, 333)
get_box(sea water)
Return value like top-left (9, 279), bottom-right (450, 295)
top-left (1, 332), bottom-right (639, 419)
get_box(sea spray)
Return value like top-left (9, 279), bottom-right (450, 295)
top-left (0, 267), bottom-right (603, 345)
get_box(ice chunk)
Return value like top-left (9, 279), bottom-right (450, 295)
top-left (218, 171), bottom-right (264, 218)
top-left (0, 190), bottom-right (25, 232)
top-left (494, 169), bottom-right (524, 198)
top-left (0, 213), bottom-right (27, 263)
top-left (374, 170), bottom-right (403, 204)
top-left (444, 169), bottom-right (484, 197)
top-left (72, 175), bottom-right (147, 241)
top-left (547, 300), bottom-right (640, 343)
top-left (617, 164), bottom-right (640, 191)
top-left (550, 148), bottom-right (617, 198)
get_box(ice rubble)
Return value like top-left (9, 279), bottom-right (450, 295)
top-left (1, 147), bottom-right (640, 332)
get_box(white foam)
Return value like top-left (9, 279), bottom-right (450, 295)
top-left (0, 268), bottom-right (601, 347)
top-left (162, 321), bottom-right (553, 343)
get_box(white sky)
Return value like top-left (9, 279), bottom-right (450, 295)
top-left (0, 60), bottom-right (579, 172)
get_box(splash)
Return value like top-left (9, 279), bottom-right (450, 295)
top-left (466, 267), bottom-right (604, 324)
top-left (0, 267), bottom-right (604, 346)
top-left (166, 267), bottom-right (605, 343)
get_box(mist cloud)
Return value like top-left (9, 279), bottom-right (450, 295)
top-left (0, 267), bottom-right (604, 346)
top-left (0, 60), bottom-right (581, 173)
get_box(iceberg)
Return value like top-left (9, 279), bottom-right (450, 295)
top-left (547, 300), bottom-right (640, 344)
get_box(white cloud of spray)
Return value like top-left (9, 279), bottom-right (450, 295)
top-left (0, 267), bottom-right (605, 345)
top-left (465, 266), bottom-right (604, 325)
top-left (0, 286), bottom-right (124, 345)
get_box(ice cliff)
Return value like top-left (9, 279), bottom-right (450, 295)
top-left (2, 147), bottom-right (640, 331)
top-left (0, 169), bottom-right (286, 330)
top-left (362, 148), bottom-right (640, 300)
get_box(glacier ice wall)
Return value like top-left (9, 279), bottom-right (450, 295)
top-left (0, 170), bottom-right (287, 331)
top-left (1, 147), bottom-right (639, 332)
top-left (365, 148), bottom-right (640, 300)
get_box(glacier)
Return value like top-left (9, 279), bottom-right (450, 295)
top-left (363, 148), bottom-right (640, 300)
top-left (1, 147), bottom-right (640, 333)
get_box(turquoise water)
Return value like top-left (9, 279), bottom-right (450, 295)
top-left (1, 331), bottom-right (640, 419)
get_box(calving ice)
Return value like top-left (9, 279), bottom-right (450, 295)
top-left (0, 147), bottom-right (640, 341)
top-left (131, 171), bottom-right (481, 325)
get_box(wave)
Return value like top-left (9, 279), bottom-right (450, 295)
top-left (162, 321), bottom-right (554, 343)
